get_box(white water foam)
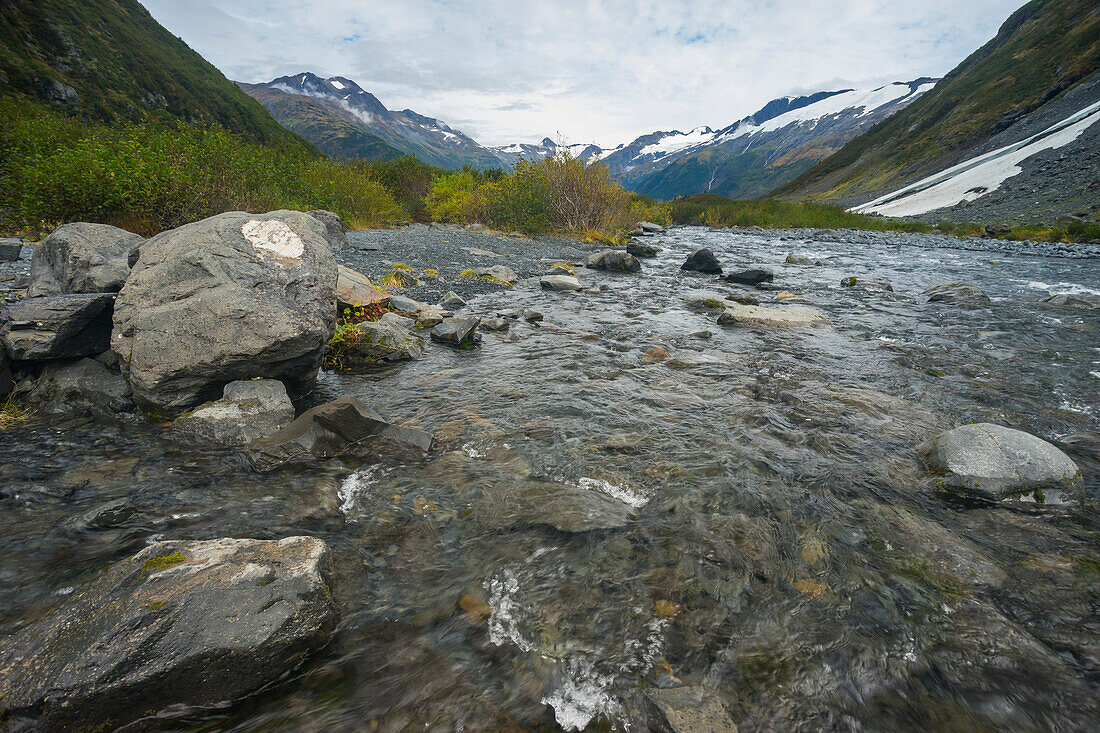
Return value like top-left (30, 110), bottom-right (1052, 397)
top-left (337, 466), bottom-right (385, 519)
top-left (577, 477), bottom-right (648, 507)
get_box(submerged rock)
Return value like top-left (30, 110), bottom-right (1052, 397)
top-left (540, 275), bottom-right (582, 291)
top-left (1040, 293), bottom-right (1100, 310)
top-left (28, 222), bottom-right (142, 297)
top-left (919, 423), bottom-right (1081, 501)
top-left (644, 686), bottom-right (738, 733)
top-left (841, 276), bottom-right (894, 292)
top-left (1, 293), bottom-right (115, 360)
top-left (681, 248), bottom-right (722, 274)
top-left (111, 210), bottom-right (337, 413)
top-left (724, 269), bottom-right (773, 286)
top-left (584, 249), bottom-right (642, 273)
top-left (246, 396), bottom-right (432, 471)
top-left (627, 242), bottom-right (660, 258)
top-left (717, 302), bottom-right (829, 329)
top-left (474, 478), bottom-right (636, 533)
top-left (172, 379), bottom-right (295, 446)
top-left (924, 281), bottom-right (990, 306)
top-left (431, 317), bottom-right (481, 346)
top-left (0, 537), bottom-right (336, 731)
top-left (27, 357), bottom-right (134, 414)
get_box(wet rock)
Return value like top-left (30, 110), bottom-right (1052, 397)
top-left (693, 330), bottom-right (712, 339)
top-left (474, 265), bottom-right (519, 284)
top-left (430, 317), bottom-right (481, 346)
top-left (1040, 293), bottom-right (1100, 309)
top-left (785, 253), bottom-right (814, 265)
top-left (112, 210), bottom-right (337, 413)
top-left (584, 249), bottom-right (642, 273)
top-left (0, 537), bottom-right (336, 731)
top-left (924, 281), bottom-right (990, 306)
top-left (27, 357), bottom-right (134, 414)
top-left (81, 498), bottom-right (136, 529)
top-left (637, 221), bottom-right (665, 233)
top-left (439, 291), bottom-right (467, 310)
top-left (919, 423), bottom-right (1081, 501)
top-left (724, 269), bottom-right (773, 286)
top-left (481, 317), bottom-right (510, 332)
top-left (717, 303), bottom-right (829, 329)
top-left (172, 379), bottom-right (295, 446)
top-left (681, 248), bottom-right (722, 274)
top-left (246, 396), bottom-right (432, 471)
top-left (1060, 431), bottom-right (1100, 463)
top-left (336, 265), bottom-right (387, 310)
top-left (547, 264), bottom-right (576, 276)
top-left (841, 276), bottom-right (894, 292)
top-left (28, 223), bottom-right (142, 297)
top-left (640, 346), bottom-right (670, 363)
top-left (0, 351), bottom-right (12, 397)
top-left (644, 686), bottom-right (737, 732)
top-left (474, 478), bottom-right (636, 532)
top-left (1, 293), bottom-right (115, 360)
top-left (523, 310), bottom-right (544, 323)
top-left (685, 292), bottom-right (731, 311)
top-left (307, 209), bottom-right (348, 250)
top-left (540, 275), bottom-right (582, 291)
top-left (387, 293), bottom-right (423, 313)
top-left (0, 242), bottom-right (22, 262)
top-left (342, 312), bottom-right (426, 364)
top-left (775, 291), bottom-right (799, 301)
top-left (724, 290), bottom-right (760, 305)
top-left (627, 242), bottom-right (660, 258)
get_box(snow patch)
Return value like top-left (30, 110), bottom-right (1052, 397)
top-left (329, 78), bottom-right (345, 90)
top-left (241, 219), bottom-right (303, 262)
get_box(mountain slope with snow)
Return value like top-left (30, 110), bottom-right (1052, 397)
top-left (241, 73), bottom-right (503, 170)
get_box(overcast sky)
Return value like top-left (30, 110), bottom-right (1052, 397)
top-left (142, 0), bottom-right (1023, 148)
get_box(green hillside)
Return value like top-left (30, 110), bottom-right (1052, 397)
top-left (773, 0), bottom-right (1100, 202)
top-left (0, 0), bottom-right (317, 156)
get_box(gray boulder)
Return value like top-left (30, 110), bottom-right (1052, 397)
top-left (919, 423), bottom-right (1082, 501)
top-left (626, 242), bottom-right (660, 258)
top-left (387, 294), bottom-right (424, 313)
top-left (245, 396), bottom-right (433, 471)
top-left (111, 211), bottom-right (337, 413)
top-left (540, 275), bottom-right (582, 292)
top-left (27, 357), bottom-right (134, 414)
top-left (480, 317), bottom-right (509, 332)
top-left (28, 223), bottom-right (142, 297)
top-left (785, 253), bottom-right (814, 266)
top-left (474, 265), bottom-right (519, 284)
top-left (637, 221), bottom-right (665, 233)
top-left (439, 291), bottom-right (467, 310)
top-left (644, 686), bottom-right (738, 733)
top-left (1, 293), bottom-right (115, 360)
top-left (338, 312), bottom-right (425, 365)
top-left (0, 537), bottom-right (336, 731)
top-left (0, 242), bottom-right (22, 262)
top-left (924, 281), bottom-right (990, 306)
top-left (306, 209), bottom-right (349, 250)
top-left (681, 248), bottom-right (722, 274)
top-left (172, 379), bottom-right (295, 446)
top-left (431, 317), bottom-right (481, 346)
top-left (584, 249), bottom-right (642, 273)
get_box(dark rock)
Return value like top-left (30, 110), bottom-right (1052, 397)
top-left (111, 211), bottom-right (337, 413)
top-left (841, 276), bottom-right (894, 292)
top-left (523, 310), bottom-right (544, 323)
top-left (439, 291), bottom-right (466, 310)
top-left (627, 242), bottom-right (660, 258)
top-left (480, 317), bottom-right (509, 332)
top-left (919, 423), bottom-right (1081, 501)
top-left (924, 281), bottom-right (990, 306)
top-left (644, 686), bottom-right (738, 732)
top-left (1, 293), bottom-right (115, 360)
top-left (584, 249), bottom-right (642, 273)
top-left (28, 223), bottom-right (142, 297)
top-left (0, 242), bottom-right (22, 262)
top-left (306, 209), bottom-right (348, 250)
top-left (430, 317), bottom-right (481, 346)
top-left (246, 396), bottom-right (432, 471)
top-left (680, 248), bottom-right (722, 274)
top-left (0, 537), bottom-right (336, 730)
top-left (0, 351), bottom-right (12, 397)
top-left (81, 498), bottom-right (136, 529)
top-left (172, 379), bottom-right (295, 446)
top-left (540, 275), bottom-right (582, 291)
top-left (27, 357), bottom-right (134, 414)
top-left (724, 290), bottom-right (760, 306)
top-left (339, 312), bottom-right (425, 364)
top-left (724, 269), bottom-right (773, 286)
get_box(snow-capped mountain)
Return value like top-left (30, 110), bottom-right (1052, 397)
top-left (491, 137), bottom-right (604, 166)
top-left (600, 80), bottom-right (937, 200)
top-left (240, 73), bottom-right (503, 170)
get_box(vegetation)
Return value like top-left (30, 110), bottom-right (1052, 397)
top-left (0, 395), bottom-right (35, 431)
top-left (323, 302), bottom-right (392, 370)
top-left (668, 194), bottom-right (931, 233)
top-left (775, 0), bottom-right (1100, 201)
top-left (142, 552), bottom-right (186, 573)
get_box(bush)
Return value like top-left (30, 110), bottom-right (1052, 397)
top-left (426, 171), bottom-right (477, 222)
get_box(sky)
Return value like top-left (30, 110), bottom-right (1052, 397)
top-left (142, 0), bottom-right (1025, 148)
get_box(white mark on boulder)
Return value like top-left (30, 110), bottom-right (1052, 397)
top-left (242, 219), bottom-right (304, 262)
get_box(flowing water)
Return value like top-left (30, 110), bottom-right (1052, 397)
top-left (2, 228), bottom-right (1099, 731)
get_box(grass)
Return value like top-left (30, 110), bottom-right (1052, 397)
top-left (668, 194), bottom-right (932, 233)
top-left (0, 395), bottom-right (35, 431)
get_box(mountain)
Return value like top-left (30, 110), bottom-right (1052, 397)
top-left (0, 0), bottom-right (317, 155)
top-left (241, 73), bottom-right (503, 170)
top-left (773, 0), bottom-right (1100, 218)
top-left (596, 81), bottom-right (935, 200)
top-left (491, 137), bottom-right (605, 166)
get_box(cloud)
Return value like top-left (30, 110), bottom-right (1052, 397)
top-left (141, 0), bottom-right (1024, 147)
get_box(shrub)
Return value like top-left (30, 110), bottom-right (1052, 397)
top-left (426, 171), bottom-right (477, 223)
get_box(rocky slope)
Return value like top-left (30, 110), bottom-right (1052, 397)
top-left (241, 73), bottom-right (503, 170)
top-left (0, 0), bottom-right (317, 155)
top-left (773, 0), bottom-right (1100, 217)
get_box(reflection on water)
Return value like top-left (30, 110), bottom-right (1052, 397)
top-left (2, 228), bottom-right (1098, 730)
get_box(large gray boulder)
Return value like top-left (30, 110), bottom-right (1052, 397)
top-left (27, 357), bottom-right (134, 414)
top-left (112, 211), bottom-right (338, 413)
top-left (584, 249), bottom-right (642, 273)
top-left (1, 293), bottom-right (115, 360)
top-left (0, 537), bottom-right (336, 731)
top-left (172, 379), bottom-right (295, 446)
top-left (307, 209), bottom-right (349, 250)
top-left (924, 281), bottom-right (990, 306)
top-left (919, 423), bottom-right (1082, 501)
top-left (246, 396), bottom-right (433, 471)
top-left (28, 223), bottom-right (142, 297)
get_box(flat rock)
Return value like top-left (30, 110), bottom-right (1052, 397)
top-left (474, 265), bottom-right (519, 284)
top-left (27, 223), bottom-right (141, 297)
top-left (474, 479), bottom-right (636, 533)
top-left (172, 379), bottom-right (295, 446)
top-left (644, 686), bottom-right (738, 732)
top-left (386, 293), bottom-right (423, 313)
top-left (627, 242), bottom-right (660, 258)
top-left (724, 269), bottom-right (773, 286)
top-left (681, 248), bottom-right (722, 274)
top-left (540, 275), bottom-right (582, 291)
top-left (1, 293), bottom-right (115, 360)
top-left (431, 317), bottom-right (481, 346)
top-left (924, 281), bottom-right (990, 306)
top-left (584, 249), bottom-right (641, 273)
top-left (336, 265), bottom-right (388, 310)
top-left (0, 537), bottom-right (336, 731)
top-left (245, 396), bottom-right (432, 471)
top-left (717, 303), bottom-right (829, 329)
top-left (919, 423), bottom-right (1082, 501)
